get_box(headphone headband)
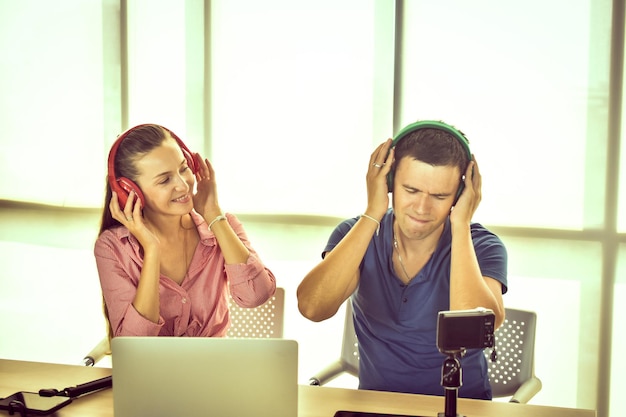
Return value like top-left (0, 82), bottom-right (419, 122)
top-left (387, 120), bottom-right (472, 204)
top-left (391, 120), bottom-right (471, 150)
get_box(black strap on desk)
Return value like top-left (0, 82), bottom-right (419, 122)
top-left (38, 375), bottom-right (112, 398)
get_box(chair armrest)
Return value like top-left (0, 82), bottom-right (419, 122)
top-left (510, 377), bottom-right (542, 404)
top-left (82, 337), bottom-right (110, 366)
top-left (309, 360), bottom-right (348, 386)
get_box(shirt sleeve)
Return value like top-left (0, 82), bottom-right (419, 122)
top-left (222, 214), bottom-right (277, 308)
top-left (94, 231), bottom-right (165, 336)
top-left (322, 217), bottom-right (358, 258)
top-left (472, 224), bottom-right (509, 294)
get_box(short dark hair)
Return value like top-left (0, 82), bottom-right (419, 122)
top-left (392, 127), bottom-right (470, 176)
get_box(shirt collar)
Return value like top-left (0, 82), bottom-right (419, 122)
top-left (111, 209), bottom-right (218, 250)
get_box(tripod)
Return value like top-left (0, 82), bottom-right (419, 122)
top-left (438, 350), bottom-right (465, 417)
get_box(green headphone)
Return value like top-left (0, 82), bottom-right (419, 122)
top-left (387, 120), bottom-right (472, 204)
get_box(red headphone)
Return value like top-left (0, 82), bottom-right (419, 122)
top-left (107, 124), bottom-right (199, 208)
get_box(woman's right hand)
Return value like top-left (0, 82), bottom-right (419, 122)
top-left (110, 191), bottom-right (160, 249)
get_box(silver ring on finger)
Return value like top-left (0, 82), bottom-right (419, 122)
top-left (372, 163), bottom-right (382, 168)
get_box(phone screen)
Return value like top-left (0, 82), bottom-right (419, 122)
top-left (0, 391), bottom-right (72, 415)
top-left (334, 411), bottom-right (428, 417)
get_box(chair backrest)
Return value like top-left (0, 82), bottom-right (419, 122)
top-left (226, 287), bottom-right (285, 338)
top-left (339, 304), bottom-right (538, 399)
top-left (484, 307), bottom-right (538, 398)
top-left (84, 288), bottom-right (285, 366)
top-left (339, 299), bottom-right (359, 376)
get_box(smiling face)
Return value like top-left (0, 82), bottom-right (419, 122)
top-left (392, 156), bottom-right (461, 242)
top-left (134, 135), bottom-right (196, 218)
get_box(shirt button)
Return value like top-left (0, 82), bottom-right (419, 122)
top-left (403, 298), bottom-right (408, 303)
top-left (182, 297), bottom-right (187, 304)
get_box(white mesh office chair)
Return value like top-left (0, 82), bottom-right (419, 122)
top-left (485, 307), bottom-right (542, 403)
top-left (309, 301), bottom-right (542, 404)
top-left (308, 300), bottom-right (359, 385)
top-left (83, 287), bottom-right (285, 366)
top-left (224, 286), bottom-right (285, 338)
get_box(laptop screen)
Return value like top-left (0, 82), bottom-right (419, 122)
top-left (112, 337), bottom-right (298, 417)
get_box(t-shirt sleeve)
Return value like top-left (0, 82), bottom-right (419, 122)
top-left (322, 217), bottom-right (359, 258)
top-left (472, 224), bottom-right (508, 294)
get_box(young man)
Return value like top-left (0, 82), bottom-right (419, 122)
top-left (297, 120), bottom-right (507, 400)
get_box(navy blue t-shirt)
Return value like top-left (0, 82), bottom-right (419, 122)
top-left (323, 209), bottom-right (508, 400)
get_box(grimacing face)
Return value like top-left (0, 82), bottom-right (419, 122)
top-left (392, 157), bottom-right (461, 241)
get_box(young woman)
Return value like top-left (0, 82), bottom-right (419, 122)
top-left (95, 123), bottom-right (276, 337)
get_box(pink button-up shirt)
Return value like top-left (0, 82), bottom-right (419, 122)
top-left (94, 211), bottom-right (276, 337)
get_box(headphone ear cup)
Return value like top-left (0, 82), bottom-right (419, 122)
top-left (453, 181), bottom-right (465, 206)
top-left (116, 177), bottom-right (145, 208)
top-left (182, 148), bottom-right (199, 174)
top-left (387, 165), bottom-right (394, 193)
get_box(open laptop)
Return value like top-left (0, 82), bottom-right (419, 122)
top-left (111, 337), bottom-right (298, 417)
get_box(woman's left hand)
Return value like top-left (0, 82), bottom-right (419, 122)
top-left (192, 153), bottom-right (222, 220)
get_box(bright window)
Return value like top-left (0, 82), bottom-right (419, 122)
top-left (209, 0), bottom-right (383, 217)
top-left (400, 0), bottom-right (607, 230)
top-left (0, 0), bottom-right (112, 207)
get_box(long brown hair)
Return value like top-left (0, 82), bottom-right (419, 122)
top-left (98, 124), bottom-right (169, 341)
top-left (98, 124), bottom-right (169, 235)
